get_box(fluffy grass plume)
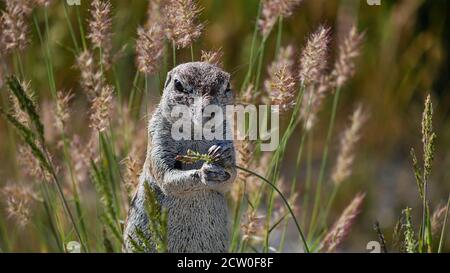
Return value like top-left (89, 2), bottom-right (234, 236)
top-left (259, 0), bottom-right (303, 38)
top-left (164, 0), bottom-right (204, 49)
top-left (319, 193), bottom-right (365, 253)
top-left (331, 104), bottom-right (368, 186)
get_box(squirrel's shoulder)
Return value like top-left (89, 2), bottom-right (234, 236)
top-left (147, 106), bottom-right (180, 156)
top-left (148, 106), bottom-right (171, 137)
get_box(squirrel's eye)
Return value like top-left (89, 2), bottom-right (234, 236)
top-left (174, 79), bottom-right (185, 92)
top-left (225, 83), bottom-right (231, 93)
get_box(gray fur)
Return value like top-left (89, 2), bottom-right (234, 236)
top-left (123, 62), bottom-right (236, 253)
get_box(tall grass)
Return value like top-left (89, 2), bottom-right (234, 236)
top-left (0, 0), bottom-right (448, 253)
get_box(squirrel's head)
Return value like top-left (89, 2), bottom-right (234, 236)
top-left (160, 62), bottom-right (233, 128)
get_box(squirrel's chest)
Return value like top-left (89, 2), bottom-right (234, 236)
top-left (165, 191), bottom-right (229, 252)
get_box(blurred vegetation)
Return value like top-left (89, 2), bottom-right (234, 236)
top-left (0, 0), bottom-right (449, 252)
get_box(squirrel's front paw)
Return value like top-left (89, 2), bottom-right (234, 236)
top-left (201, 163), bottom-right (230, 182)
top-left (200, 163), bottom-right (236, 193)
top-left (201, 163), bottom-right (234, 193)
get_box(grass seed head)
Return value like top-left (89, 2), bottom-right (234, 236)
top-left (201, 49), bottom-right (224, 67)
top-left (0, 0), bottom-right (33, 54)
top-left (55, 90), bottom-right (73, 134)
top-left (136, 25), bottom-right (165, 75)
top-left (69, 135), bottom-right (91, 186)
top-left (241, 210), bottom-right (265, 241)
top-left (240, 83), bottom-right (265, 105)
top-left (402, 207), bottom-right (417, 253)
top-left (9, 81), bottom-right (35, 127)
top-left (431, 203), bottom-right (447, 238)
top-left (422, 94), bottom-right (436, 182)
top-left (164, 0), bottom-right (204, 49)
top-left (299, 26), bottom-right (331, 86)
top-left (332, 25), bottom-right (364, 88)
top-left (88, 0), bottom-right (113, 68)
top-left (1, 184), bottom-right (37, 228)
top-left (146, 0), bottom-right (166, 27)
top-left (76, 50), bottom-right (104, 100)
top-left (265, 45), bottom-right (296, 113)
top-left (259, 0), bottom-right (303, 38)
top-left (90, 84), bottom-right (113, 132)
top-left (298, 26), bottom-right (333, 131)
top-left (123, 153), bottom-right (142, 197)
top-left (331, 104), bottom-right (368, 186)
top-left (320, 193), bottom-right (365, 252)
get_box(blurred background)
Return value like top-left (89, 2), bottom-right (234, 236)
top-left (0, 0), bottom-right (449, 252)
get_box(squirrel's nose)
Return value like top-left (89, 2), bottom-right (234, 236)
top-left (202, 94), bottom-right (213, 104)
top-left (202, 86), bottom-right (217, 97)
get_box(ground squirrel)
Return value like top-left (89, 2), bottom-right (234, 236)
top-left (123, 62), bottom-right (236, 253)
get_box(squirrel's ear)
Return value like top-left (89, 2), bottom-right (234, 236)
top-left (164, 72), bottom-right (172, 90)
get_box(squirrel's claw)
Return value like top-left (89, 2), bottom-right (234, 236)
top-left (207, 145), bottom-right (222, 160)
top-left (208, 143), bottom-right (233, 165)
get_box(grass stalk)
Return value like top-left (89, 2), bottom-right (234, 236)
top-left (128, 72), bottom-right (141, 113)
top-left (261, 87), bottom-right (305, 252)
top-left (33, 9), bottom-right (90, 250)
top-left (236, 165), bottom-right (310, 253)
top-left (39, 183), bottom-right (64, 251)
top-left (63, 2), bottom-right (80, 53)
top-left (278, 129), bottom-right (308, 251)
top-left (172, 43), bottom-right (177, 67)
top-left (46, 151), bottom-right (87, 252)
top-left (253, 39), bottom-right (266, 92)
top-left (75, 5), bottom-right (88, 51)
top-left (241, 0), bottom-right (262, 92)
top-left (43, 9), bottom-right (57, 96)
top-left (275, 16), bottom-right (283, 55)
top-left (420, 182), bottom-right (430, 252)
top-left (308, 87), bottom-right (341, 240)
top-left (229, 184), bottom-right (245, 252)
top-left (302, 132), bottom-right (313, 224)
top-left (14, 51), bottom-right (25, 79)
